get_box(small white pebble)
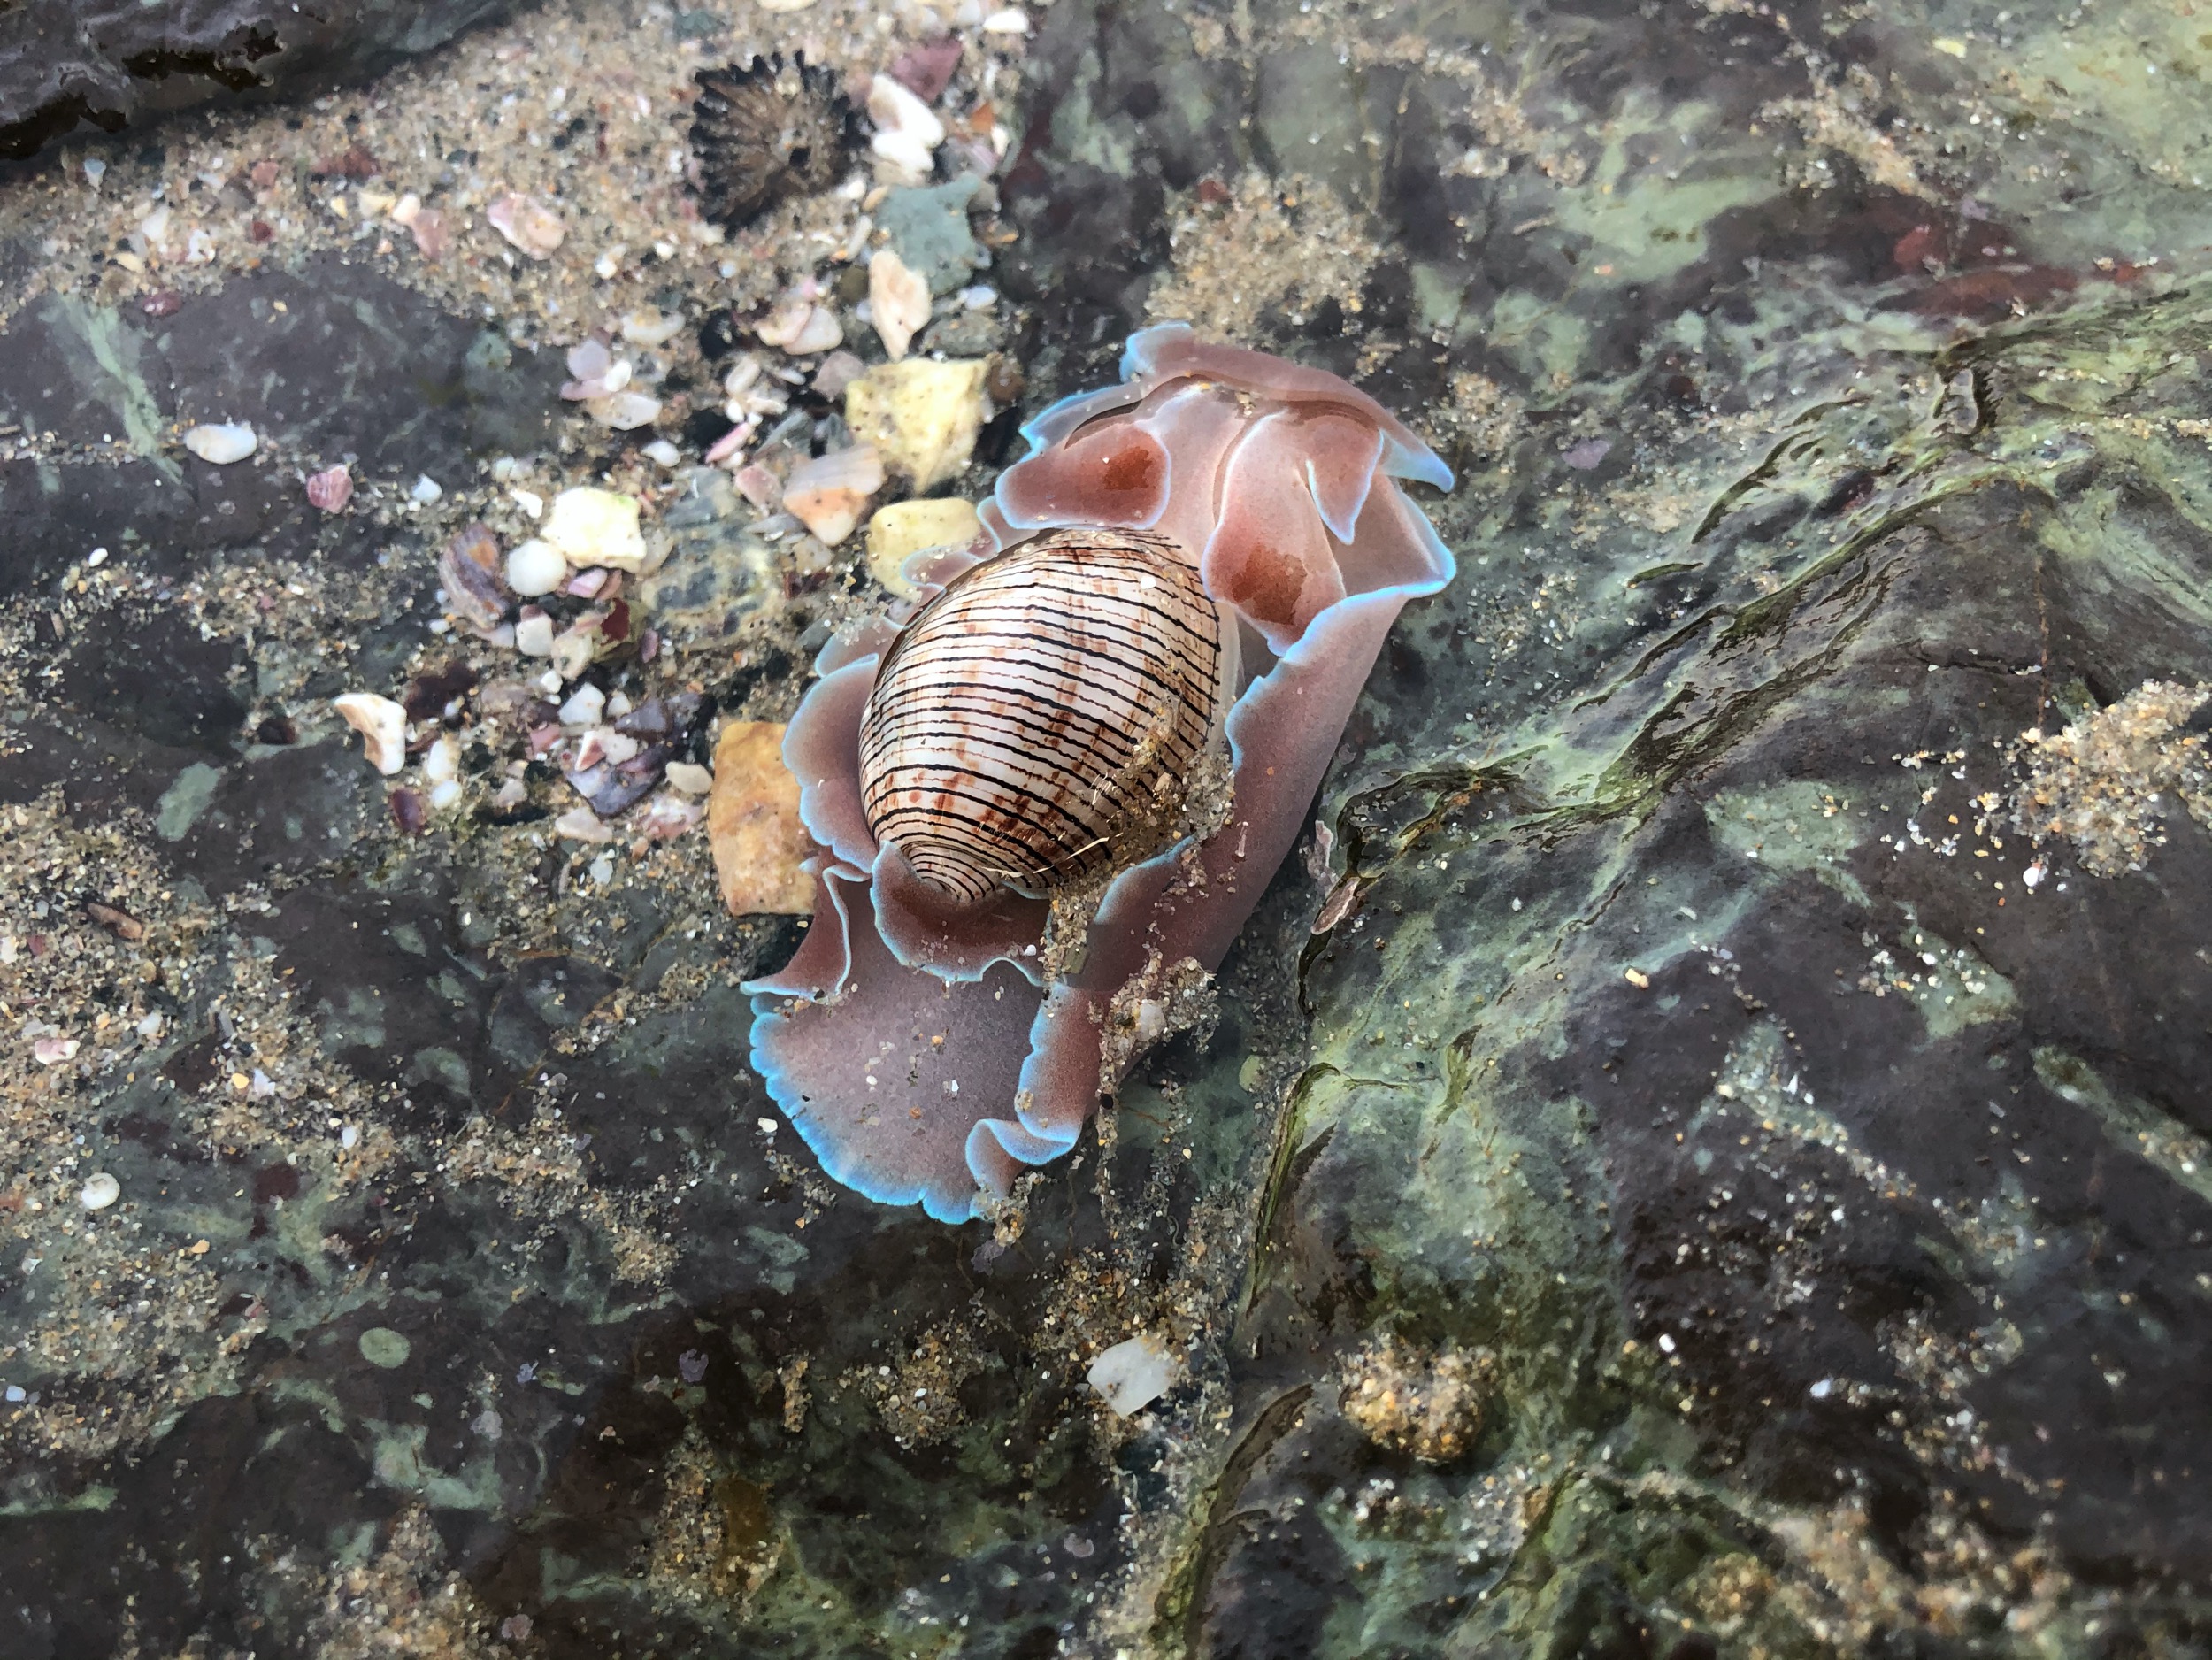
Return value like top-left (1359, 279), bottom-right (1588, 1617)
top-left (559, 685), bottom-right (607, 727)
top-left (424, 734), bottom-right (461, 785)
top-left (506, 538), bottom-right (568, 597)
top-left (588, 853), bottom-right (617, 886)
top-left (1087, 1334), bottom-right (1179, 1417)
top-left (663, 761), bottom-right (714, 796)
top-left (182, 422), bottom-right (257, 464)
top-left (514, 611), bottom-right (556, 657)
top-left (79, 1173), bottom-right (120, 1210)
top-left (428, 779), bottom-right (463, 811)
top-left (410, 474), bottom-right (443, 504)
top-left (341, 1125), bottom-right (360, 1149)
top-left (642, 439), bottom-right (681, 468)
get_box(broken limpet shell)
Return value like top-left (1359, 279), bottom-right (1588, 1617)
top-left (688, 53), bottom-right (856, 231)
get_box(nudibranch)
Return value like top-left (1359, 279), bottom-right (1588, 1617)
top-left (742, 323), bottom-right (1455, 1222)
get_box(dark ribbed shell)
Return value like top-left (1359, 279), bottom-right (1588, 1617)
top-left (689, 55), bottom-right (854, 231)
top-left (858, 529), bottom-right (1225, 902)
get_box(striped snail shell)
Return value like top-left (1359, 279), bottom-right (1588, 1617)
top-left (857, 527), bottom-right (1228, 902)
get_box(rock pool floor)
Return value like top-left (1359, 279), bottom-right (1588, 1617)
top-left (4, 0), bottom-right (2212, 1655)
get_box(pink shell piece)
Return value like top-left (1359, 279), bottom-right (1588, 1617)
top-left (704, 423), bottom-right (750, 465)
top-left (305, 464), bottom-right (353, 513)
top-left (745, 322), bottom-right (1455, 1223)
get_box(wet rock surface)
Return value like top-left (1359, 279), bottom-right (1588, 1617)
top-left (3, 0), bottom-right (2212, 1656)
top-left (0, 0), bottom-right (515, 161)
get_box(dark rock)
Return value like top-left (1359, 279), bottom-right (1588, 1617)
top-left (0, 0), bottom-right (514, 161)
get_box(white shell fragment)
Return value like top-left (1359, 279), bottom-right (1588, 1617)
top-left (982, 7), bottom-right (1031, 34)
top-left (867, 73), bottom-right (945, 181)
top-left (423, 734), bottom-right (461, 785)
top-left (543, 487), bottom-right (647, 571)
top-left (663, 761), bottom-right (715, 796)
top-left (620, 308), bottom-right (685, 347)
top-left (561, 338), bottom-right (634, 401)
top-left (80, 1172), bottom-right (120, 1210)
top-left (785, 306), bottom-right (843, 355)
top-left (553, 804), bottom-right (616, 842)
top-left (639, 793), bottom-right (705, 840)
top-left (584, 391), bottom-right (664, 430)
top-left (783, 445), bottom-right (885, 547)
top-left (487, 191), bottom-right (565, 257)
top-left (868, 249), bottom-right (932, 362)
top-left (1087, 1333), bottom-right (1179, 1417)
top-left (506, 538), bottom-right (568, 597)
top-left (182, 422), bottom-right (257, 464)
top-left (334, 693), bottom-right (409, 776)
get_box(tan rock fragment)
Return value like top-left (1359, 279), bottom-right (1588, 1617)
top-left (864, 497), bottom-right (984, 596)
top-left (543, 487), bottom-right (647, 571)
top-left (845, 358), bottom-right (991, 491)
top-left (710, 722), bottom-right (816, 915)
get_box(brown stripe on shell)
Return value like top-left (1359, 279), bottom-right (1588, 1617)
top-left (858, 528), bottom-right (1225, 902)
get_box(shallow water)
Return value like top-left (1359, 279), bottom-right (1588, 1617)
top-left (2, 0), bottom-right (2210, 1654)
